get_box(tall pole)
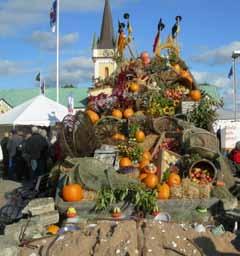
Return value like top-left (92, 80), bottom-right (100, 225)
top-left (56, 0), bottom-right (60, 103)
top-left (233, 57), bottom-right (237, 121)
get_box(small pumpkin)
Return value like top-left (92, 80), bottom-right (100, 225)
top-left (123, 108), bottom-right (134, 119)
top-left (129, 82), bottom-right (140, 93)
top-left (86, 110), bottom-right (100, 124)
top-left (47, 225), bottom-right (60, 235)
top-left (158, 183), bottom-right (170, 200)
top-left (112, 109), bottom-right (123, 119)
top-left (135, 130), bottom-right (145, 143)
top-left (142, 151), bottom-right (152, 161)
top-left (168, 173), bottom-right (181, 187)
top-left (62, 183), bottom-right (84, 202)
top-left (112, 207), bottom-right (122, 218)
top-left (112, 133), bottom-right (125, 141)
top-left (143, 174), bottom-right (159, 189)
top-left (139, 159), bottom-right (150, 170)
top-left (143, 163), bottom-right (157, 174)
top-left (190, 90), bottom-right (201, 101)
top-left (119, 157), bottom-right (132, 168)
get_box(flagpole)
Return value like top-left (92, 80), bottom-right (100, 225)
top-left (56, 0), bottom-right (60, 103)
top-left (233, 56), bottom-right (237, 122)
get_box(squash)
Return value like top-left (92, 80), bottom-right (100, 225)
top-left (190, 90), bottom-right (201, 101)
top-left (129, 82), bottom-right (140, 93)
top-left (119, 157), bottom-right (132, 168)
top-left (158, 183), bottom-right (170, 200)
top-left (62, 183), bottom-right (84, 202)
top-left (135, 130), bottom-right (145, 143)
top-left (168, 173), bottom-right (181, 187)
top-left (47, 225), bottom-right (60, 235)
top-left (66, 207), bottom-right (77, 218)
top-left (143, 174), bottom-right (159, 189)
top-left (123, 108), bottom-right (134, 119)
top-left (112, 109), bottom-right (123, 119)
top-left (86, 110), bottom-right (100, 124)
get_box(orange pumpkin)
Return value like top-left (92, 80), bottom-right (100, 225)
top-left (143, 174), bottom-right (159, 189)
top-left (142, 151), bottom-right (152, 161)
top-left (135, 130), bottom-right (145, 143)
top-left (123, 108), bottom-right (134, 119)
top-left (119, 157), bottom-right (132, 168)
top-left (158, 183), bottom-right (170, 200)
top-left (129, 82), bottom-right (140, 93)
top-left (139, 159), bottom-right (150, 170)
top-left (168, 173), bottom-right (181, 187)
top-left (112, 109), bottom-right (123, 119)
top-left (62, 183), bottom-right (84, 202)
top-left (47, 225), bottom-right (60, 235)
top-left (190, 90), bottom-right (201, 101)
top-left (86, 110), bottom-right (100, 124)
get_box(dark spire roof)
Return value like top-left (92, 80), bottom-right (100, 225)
top-left (98, 0), bottom-right (115, 49)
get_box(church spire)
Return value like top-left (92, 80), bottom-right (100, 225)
top-left (98, 0), bottom-right (115, 49)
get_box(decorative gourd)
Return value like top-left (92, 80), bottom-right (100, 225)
top-left (190, 90), bottom-right (201, 101)
top-left (123, 108), bottom-right (134, 119)
top-left (86, 110), bottom-right (100, 124)
top-left (135, 130), bottom-right (145, 142)
top-left (62, 183), bottom-right (84, 202)
top-left (66, 207), bottom-right (77, 218)
top-left (143, 163), bottom-right (157, 174)
top-left (112, 207), bottom-right (122, 218)
top-left (112, 109), bottom-right (123, 119)
top-left (119, 157), bottom-right (132, 168)
top-left (139, 159), bottom-right (150, 170)
top-left (129, 82), bottom-right (140, 93)
top-left (47, 225), bottom-right (60, 235)
top-left (143, 174), bottom-right (159, 189)
top-left (158, 183), bottom-right (170, 200)
top-left (168, 173), bottom-right (181, 187)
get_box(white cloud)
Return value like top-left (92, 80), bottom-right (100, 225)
top-left (192, 41), bottom-right (240, 65)
top-left (28, 31), bottom-right (79, 51)
top-left (46, 56), bottom-right (93, 86)
top-left (0, 59), bottom-right (25, 76)
top-left (0, 0), bottom-right (137, 36)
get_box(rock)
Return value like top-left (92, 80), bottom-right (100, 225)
top-left (222, 198), bottom-right (239, 211)
top-left (22, 197), bottom-right (55, 216)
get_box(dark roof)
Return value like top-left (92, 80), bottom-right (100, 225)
top-left (98, 0), bottom-right (115, 49)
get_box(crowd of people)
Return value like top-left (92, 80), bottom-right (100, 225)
top-left (0, 127), bottom-right (62, 182)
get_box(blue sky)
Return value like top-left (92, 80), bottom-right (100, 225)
top-left (0, 0), bottom-right (240, 109)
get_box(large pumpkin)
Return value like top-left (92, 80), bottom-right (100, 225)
top-left (135, 130), bottom-right (145, 143)
top-left (62, 184), bottom-right (84, 202)
top-left (112, 109), bottom-right (123, 119)
top-left (158, 183), bottom-right (170, 200)
top-left (123, 108), bottom-right (134, 119)
top-left (168, 173), bottom-right (181, 187)
top-left (119, 157), bottom-right (132, 168)
top-left (143, 174), bottom-right (159, 189)
top-left (190, 90), bottom-right (201, 101)
top-left (86, 110), bottom-right (100, 124)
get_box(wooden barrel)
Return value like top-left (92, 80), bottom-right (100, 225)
top-left (189, 159), bottom-right (217, 184)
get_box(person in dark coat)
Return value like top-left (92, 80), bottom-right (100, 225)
top-left (0, 132), bottom-right (9, 177)
top-left (7, 129), bottom-right (23, 179)
top-left (24, 127), bottom-right (49, 179)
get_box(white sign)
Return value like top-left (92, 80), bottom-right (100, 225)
top-left (220, 123), bottom-right (240, 149)
top-left (181, 101), bottom-right (199, 114)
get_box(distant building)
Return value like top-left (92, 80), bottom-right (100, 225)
top-left (0, 87), bottom-right (88, 115)
top-left (92, 0), bottom-right (116, 81)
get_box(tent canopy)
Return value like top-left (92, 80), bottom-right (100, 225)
top-left (0, 95), bottom-right (68, 126)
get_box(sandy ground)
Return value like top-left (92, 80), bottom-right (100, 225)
top-left (19, 220), bottom-right (240, 256)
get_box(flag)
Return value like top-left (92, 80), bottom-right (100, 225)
top-left (50, 0), bottom-right (57, 32)
top-left (153, 19), bottom-right (165, 53)
top-left (67, 94), bottom-right (74, 113)
top-left (35, 72), bottom-right (40, 82)
top-left (40, 79), bottom-right (45, 94)
top-left (172, 16), bottom-right (182, 39)
top-left (228, 66), bottom-right (233, 79)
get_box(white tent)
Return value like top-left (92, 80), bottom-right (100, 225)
top-left (0, 95), bottom-right (68, 126)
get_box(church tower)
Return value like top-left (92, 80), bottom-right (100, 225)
top-left (92, 0), bottom-right (116, 81)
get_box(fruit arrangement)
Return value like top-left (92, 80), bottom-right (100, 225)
top-left (190, 167), bottom-right (213, 184)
